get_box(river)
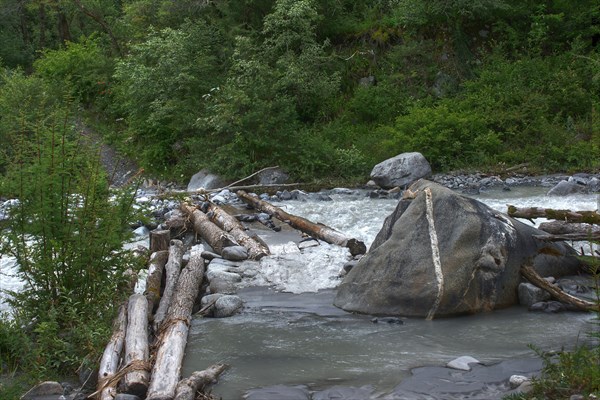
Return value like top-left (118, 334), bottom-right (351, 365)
top-left (1, 186), bottom-right (598, 399)
top-left (181, 186), bottom-right (598, 399)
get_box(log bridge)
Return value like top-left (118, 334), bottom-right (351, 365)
top-left (94, 192), bottom-right (366, 400)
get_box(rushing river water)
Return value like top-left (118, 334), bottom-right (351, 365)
top-left (1, 185), bottom-right (598, 398)
top-left (181, 186), bottom-right (599, 399)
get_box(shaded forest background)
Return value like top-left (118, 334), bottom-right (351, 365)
top-left (1, 0), bottom-right (599, 182)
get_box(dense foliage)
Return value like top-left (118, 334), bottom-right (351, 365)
top-left (1, 0), bottom-right (597, 182)
top-left (0, 0), bottom-right (598, 395)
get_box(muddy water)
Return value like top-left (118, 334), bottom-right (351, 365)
top-left (182, 187), bottom-right (599, 399)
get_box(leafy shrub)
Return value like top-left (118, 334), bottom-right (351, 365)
top-left (34, 37), bottom-right (113, 106)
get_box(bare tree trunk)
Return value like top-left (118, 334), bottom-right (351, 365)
top-left (96, 304), bottom-right (127, 400)
top-left (73, 0), bottom-right (122, 55)
top-left (174, 363), bottom-right (229, 400)
top-left (145, 250), bottom-right (169, 319)
top-left (38, 3), bottom-right (47, 48)
top-left (206, 202), bottom-right (270, 260)
top-left (508, 206), bottom-right (600, 224)
top-left (521, 264), bottom-right (598, 312)
top-left (150, 229), bottom-right (171, 253)
top-left (146, 254), bottom-right (205, 400)
top-left (237, 190), bottom-right (366, 256)
top-left (153, 240), bottom-right (184, 332)
top-left (121, 294), bottom-right (150, 397)
top-left (181, 204), bottom-right (237, 254)
top-left (56, 9), bottom-right (71, 44)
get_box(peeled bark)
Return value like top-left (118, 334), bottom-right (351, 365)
top-left (174, 363), bottom-right (229, 400)
top-left (96, 304), bottom-right (127, 400)
top-left (521, 264), bottom-right (597, 312)
top-left (206, 202), bottom-right (270, 260)
top-left (150, 229), bottom-right (171, 253)
top-left (145, 250), bottom-right (169, 318)
top-left (237, 190), bottom-right (366, 256)
top-left (153, 240), bottom-right (184, 332)
top-left (121, 294), bottom-right (150, 397)
top-left (146, 253), bottom-right (206, 400)
top-left (508, 206), bottom-right (600, 224)
top-left (181, 204), bottom-right (237, 254)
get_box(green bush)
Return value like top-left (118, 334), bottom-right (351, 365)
top-left (0, 100), bottom-right (139, 374)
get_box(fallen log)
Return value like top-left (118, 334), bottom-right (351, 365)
top-left (533, 233), bottom-right (600, 242)
top-left (96, 304), bottom-right (127, 400)
top-left (146, 253), bottom-right (206, 400)
top-left (153, 240), bottom-right (184, 332)
top-left (521, 264), bottom-right (597, 312)
top-left (174, 363), bottom-right (229, 400)
top-left (120, 293), bottom-right (150, 397)
top-left (145, 250), bottom-right (169, 319)
top-left (539, 220), bottom-right (600, 236)
top-left (206, 202), bottom-right (270, 260)
top-left (181, 204), bottom-right (237, 254)
top-left (507, 206), bottom-right (600, 224)
top-left (150, 229), bottom-right (171, 253)
top-left (237, 190), bottom-right (367, 256)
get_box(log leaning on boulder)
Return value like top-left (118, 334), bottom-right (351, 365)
top-left (146, 253), bottom-right (206, 400)
top-left (181, 203), bottom-right (237, 255)
top-left (206, 202), bottom-right (270, 260)
top-left (237, 190), bottom-right (367, 256)
top-left (174, 363), bottom-right (229, 400)
top-left (535, 220), bottom-right (600, 242)
top-left (121, 293), bottom-right (150, 397)
top-left (153, 240), bottom-right (184, 332)
top-left (507, 206), bottom-right (600, 224)
top-left (520, 264), bottom-right (597, 312)
top-left (96, 304), bottom-right (127, 400)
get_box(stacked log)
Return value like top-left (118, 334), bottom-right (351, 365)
top-left (96, 236), bottom-right (228, 400)
top-left (120, 294), bottom-right (150, 397)
top-left (237, 190), bottom-right (366, 256)
top-left (509, 205), bottom-right (599, 312)
top-left (153, 240), bottom-right (184, 332)
top-left (146, 252), bottom-right (206, 400)
top-left (96, 305), bottom-right (127, 400)
top-left (181, 204), bottom-right (237, 255)
top-left (206, 202), bottom-right (270, 260)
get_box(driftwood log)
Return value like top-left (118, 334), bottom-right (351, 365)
top-left (174, 363), bottom-right (229, 400)
top-left (206, 202), bottom-right (270, 260)
top-left (150, 229), bottom-right (171, 253)
top-left (153, 240), bottom-right (184, 332)
top-left (181, 204), bottom-right (237, 254)
top-left (237, 190), bottom-right (367, 256)
top-left (535, 220), bottom-right (600, 242)
top-left (96, 304), bottom-right (127, 400)
top-left (521, 264), bottom-right (597, 312)
top-left (121, 294), bottom-right (150, 397)
top-left (145, 250), bottom-right (169, 319)
top-left (146, 253), bottom-right (206, 400)
top-left (508, 206), bottom-right (600, 224)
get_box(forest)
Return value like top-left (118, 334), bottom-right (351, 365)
top-left (0, 0), bottom-right (598, 184)
top-left (0, 1), bottom-right (599, 398)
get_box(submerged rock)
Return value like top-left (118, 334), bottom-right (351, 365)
top-left (334, 180), bottom-right (581, 318)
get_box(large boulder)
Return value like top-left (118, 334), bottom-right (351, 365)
top-left (370, 152), bottom-right (432, 189)
top-left (334, 180), bottom-right (581, 318)
top-left (187, 169), bottom-right (225, 191)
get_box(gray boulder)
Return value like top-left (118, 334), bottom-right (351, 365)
top-left (334, 180), bottom-right (581, 318)
top-left (21, 381), bottom-right (64, 399)
top-left (258, 167), bottom-right (289, 185)
top-left (518, 282), bottom-right (550, 307)
top-left (370, 152), bottom-right (432, 189)
top-left (214, 295), bottom-right (244, 318)
top-left (222, 245), bottom-right (249, 261)
top-left (547, 180), bottom-right (585, 196)
top-left (187, 169), bottom-right (225, 191)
